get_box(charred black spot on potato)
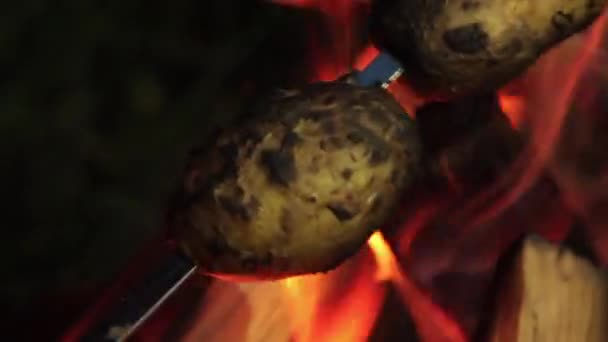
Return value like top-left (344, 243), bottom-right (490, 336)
top-left (319, 139), bottom-right (329, 151)
top-left (370, 196), bottom-right (383, 212)
top-left (260, 149), bottom-right (297, 186)
top-left (280, 208), bottom-right (293, 235)
top-left (246, 196), bottom-right (260, 216)
top-left (443, 23), bottom-right (489, 54)
top-left (281, 131), bottom-right (301, 149)
top-left (321, 119), bottom-right (337, 134)
top-left (261, 252), bottom-right (274, 266)
top-left (496, 38), bottom-right (523, 58)
top-left (369, 148), bottom-right (390, 166)
top-left (390, 169), bottom-right (400, 185)
top-left (281, 110), bottom-right (303, 125)
top-left (328, 136), bottom-right (344, 148)
top-left (552, 11), bottom-right (575, 33)
top-left (352, 125), bottom-right (392, 158)
top-left (217, 143), bottom-right (239, 178)
top-left (203, 226), bottom-right (238, 259)
top-left (233, 186), bottom-right (245, 197)
top-left (348, 104), bottom-right (366, 116)
top-left (368, 106), bottom-right (393, 132)
top-left (326, 203), bottom-right (357, 221)
top-left (588, 0), bottom-right (599, 10)
top-left (347, 131), bottom-right (365, 144)
top-left (355, 91), bottom-right (373, 104)
top-left (392, 125), bottom-right (411, 142)
top-left (240, 127), bottom-right (264, 144)
top-left (242, 258), bottom-right (257, 272)
top-left (303, 110), bottom-right (328, 122)
top-left (321, 94), bottom-right (337, 106)
top-left (341, 168), bottom-right (353, 180)
top-left (461, 1), bottom-right (480, 10)
top-left (206, 237), bottom-right (227, 257)
top-left (217, 195), bottom-right (251, 221)
top-left (242, 143), bottom-right (256, 159)
top-left (305, 195), bottom-right (317, 203)
top-left (307, 155), bottom-right (322, 173)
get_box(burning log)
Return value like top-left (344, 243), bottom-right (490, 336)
top-left (369, 0), bottom-right (608, 97)
top-left (487, 235), bottom-right (608, 342)
top-left (167, 81), bottom-right (423, 281)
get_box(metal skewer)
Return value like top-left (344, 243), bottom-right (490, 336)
top-left (77, 51), bottom-right (404, 342)
top-left (80, 253), bottom-right (197, 342)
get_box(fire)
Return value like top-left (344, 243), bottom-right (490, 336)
top-left (367, 231), bottom-right (395, 281)
top-left (280, 233), bottom-right (388, 342)
top-left (488, 11), bottom-right (608, 229)
top-left (497, 92), bottom-right (526, 129)
top-left (280, 230), bottom-right (467, 342)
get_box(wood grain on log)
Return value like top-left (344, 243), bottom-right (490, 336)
top-left (489, 235), bottom-right (608, 342)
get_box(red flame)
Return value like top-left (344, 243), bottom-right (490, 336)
top-left (489, 13), bottom-right (608, 229)
top-left (271, 0), bottom-right (377, 82)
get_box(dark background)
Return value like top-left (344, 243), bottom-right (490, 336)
top-left (0, 1), bottom-right (349, 339)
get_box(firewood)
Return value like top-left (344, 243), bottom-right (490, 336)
top-left (488, 235), bottom-right (608, 342)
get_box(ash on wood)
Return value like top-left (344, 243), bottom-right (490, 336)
top-left (488, 235), bottom-right (608, 342)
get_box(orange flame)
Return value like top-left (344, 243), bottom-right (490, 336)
top-left (280, 230), bottom-right (467, 342)
top-left (281, 236), bottom-right (387, 342)
top-left (367, 231), bottom-right (395, 281)
top-left (375, 212), bottom-right (469, 342)
top-left (497, 92), bottom-right (526, 129)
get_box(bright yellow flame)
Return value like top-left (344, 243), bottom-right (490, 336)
top-left (368, 230), bottom-right (468, 342)
top-left (367, 231), bottom-right (395, 281)
top-left (282, 275), bottom-right (323, 342)
top-left (280, 233), bottom-right (392, 342)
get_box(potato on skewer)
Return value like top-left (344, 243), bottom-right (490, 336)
top-left (167, 81), bottom-right (422, 280)
top-left (370, 0), bottom-right (607, 97)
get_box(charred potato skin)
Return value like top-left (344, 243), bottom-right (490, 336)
top-left (167, 82), bottom-right (422, 280)
top-left (370, 0), bottom-right (607, 97)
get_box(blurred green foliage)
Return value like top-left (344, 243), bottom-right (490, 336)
top-left (0, 0), bottom-right (319, 323)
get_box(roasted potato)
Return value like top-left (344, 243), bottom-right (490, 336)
top-left (370, 0), bottom-right (607, 97)
top-left (167, 81), bottom-right (422, 280)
